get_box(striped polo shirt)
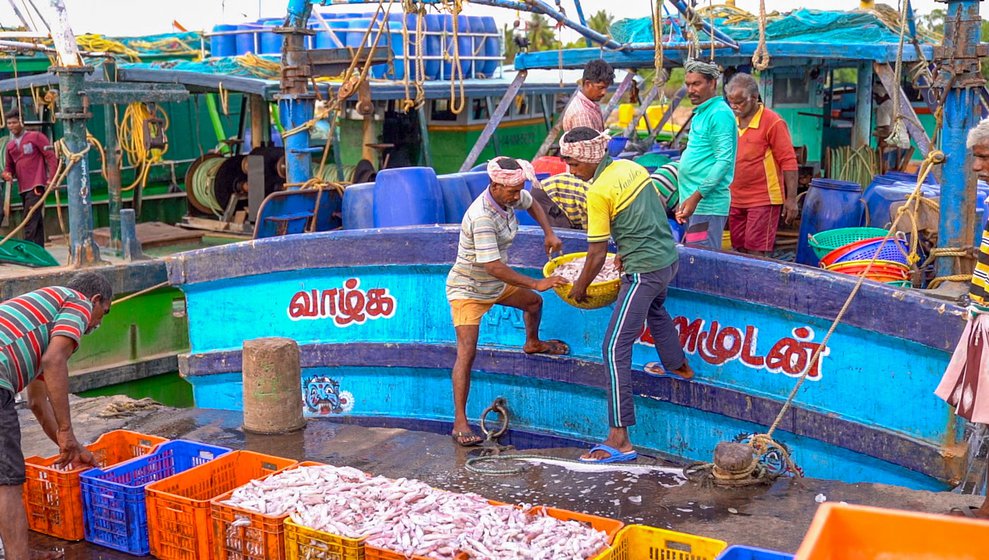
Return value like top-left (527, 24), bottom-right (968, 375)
top-left (446, 188), bottom-right (534, 302)
top-left (541, 174), bottom-right (590, 230)
top-left (972, 221), bottom-right (989, 312)
top-left (0, 287), bottom-right (91, 393)
top-left (650, 162), bottom-right (680, 211)
top-left (730, 105), bottom-right (799, 208)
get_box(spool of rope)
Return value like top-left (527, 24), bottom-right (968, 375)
top-left (185, 154), bottom-right (227, 215)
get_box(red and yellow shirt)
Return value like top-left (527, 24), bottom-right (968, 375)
top-left (729, 106), bottom-right (798, 209)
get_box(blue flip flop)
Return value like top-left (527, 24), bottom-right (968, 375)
top-left (578, 444), bottom-right (638, 463)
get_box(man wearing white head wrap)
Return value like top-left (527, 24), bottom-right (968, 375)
top-left (563, 126), bottom-right (694, 464)
top-left (677, 58), bottom-right (737, 250)
top-left (445, 157), bottom-right (569, 447)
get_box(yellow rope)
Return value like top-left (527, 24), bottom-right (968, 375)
top-left (113, 281), bottom-right (170, 304)
top-left (751, 0), bottom-right (770, 71)
top-left (652, 0), bottom-right (666, 90)
top-left (117, 102), bottom-right (169, 192)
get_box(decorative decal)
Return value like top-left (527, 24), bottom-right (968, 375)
top-left (638, 317), bottom-right (830, 379)
top-left (288, 278), bottom-right (396, 326)
top-left (304, 375), bottom-right (354, 415)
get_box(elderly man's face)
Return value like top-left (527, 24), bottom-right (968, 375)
top-left (726, 89), bottom-right (759, 120)
top-left (973, 142), bottom-right (989, 181)
top-left (489, 182), bottom-right (525, 208)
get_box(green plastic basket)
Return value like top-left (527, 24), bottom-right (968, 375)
top-left (808, 227), bottom-right (890, 260)
top-left (886, 280), bottom-right (912, 288)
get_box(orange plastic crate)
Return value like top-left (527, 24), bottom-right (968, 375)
top-left (593, 524), bottom-right (728, 560)
top-left (22, 430), bottom-right (167, 541)
top-left (285, 518), bottom-right (365, 560)
top-left (795, 502), bottom-right (989, 560)
top-left (210, 461), bottom-right (324, 560)
top-left (146, 450), bottom-right (297, 560)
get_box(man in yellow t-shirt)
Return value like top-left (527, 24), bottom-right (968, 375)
top-left (565, 127), bottom-right (694, 463)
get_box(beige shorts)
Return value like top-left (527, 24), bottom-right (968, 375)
top-left (449, 285), bottom-right (520, 327)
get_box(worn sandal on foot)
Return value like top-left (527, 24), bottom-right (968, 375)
top-left (451, 431), bottom-right (483, 447)
top-left (644, 362), bottom-right (694, 380)
top-left (578, 444), bottom-right (638, 463)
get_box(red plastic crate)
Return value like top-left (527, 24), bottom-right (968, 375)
top-left (146, 450), bottom-right (297, 560)
top-left (22, 430), bottom-right (167, 541)
top-left (210, 461), bottom-right (325, 560)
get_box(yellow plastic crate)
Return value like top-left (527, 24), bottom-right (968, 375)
top-left (594, 524), bottom-right (728, 560)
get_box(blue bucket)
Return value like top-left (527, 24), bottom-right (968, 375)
top-left (342, 182), bottom-right (375, 229)
top-left (608, 136), bottom-right (629, 158)
top-left (373, 167), bottom-right (444, 227)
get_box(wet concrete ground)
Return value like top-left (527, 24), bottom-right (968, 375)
top-left (15, 396), bottom-right (987, 559)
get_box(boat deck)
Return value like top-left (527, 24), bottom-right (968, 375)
top-left (16, 396), bottom-right (982, 559)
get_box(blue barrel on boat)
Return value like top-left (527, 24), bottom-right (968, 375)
top-left (235, 23), bottom-right (261, 55)
top-left (387, 21), bottom-right (406, 80)
top-left (466, 16), bottom-right (484, 78)
top-left (480, 17), bottom-right (499, 77)
top-left (462, 171), bottom-right (489, 200)
top-left (259, 18), bottom-right (283, 54)
top-left (343, 182), bottom-right (375, 230)
top-left (210, 24), bottom-right (237, 57)
top-left (796, 179), bottom-right (865, 266)
top-left (347, 19), bottom-right (372, 48)
top-left (424, 14), bottom-right (443, 79)
top-left (373, 167), bottom-right (444, 227)
top-left (439, 174), bottom-right (473, 223)
top-left (863, 181), bottom-right (939, 229)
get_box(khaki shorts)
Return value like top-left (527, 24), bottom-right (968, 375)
top-left (449, 285), bottom-right (520, 327)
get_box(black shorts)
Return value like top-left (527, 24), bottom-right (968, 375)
top-left (0, 389), bottom-right (25, 485)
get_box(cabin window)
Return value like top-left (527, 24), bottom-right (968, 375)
top-left (471, 98), bottom-right (490, 121)
top-left (431, 100), bottom-right (457, 121)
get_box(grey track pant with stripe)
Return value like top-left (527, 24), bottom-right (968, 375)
top-left (603, 262), bottom-right (685, 428)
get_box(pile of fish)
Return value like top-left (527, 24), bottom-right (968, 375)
top-left (222, 464), bottom-right (610, 560)
top-left (553, 256), bottom-right (621, 285)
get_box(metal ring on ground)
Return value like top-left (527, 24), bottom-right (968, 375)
top-left (479, 397), bottom-right (509, 439)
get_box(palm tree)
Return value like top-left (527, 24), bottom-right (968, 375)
top-left (587, 10), bottom-right (614, 38)
top-left (526, 14), bottom-right (560, 52)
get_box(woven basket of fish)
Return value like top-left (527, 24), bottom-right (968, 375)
top-left (80, 440), bottom-right (231, 555)
top-left (593, 524), bottom-right (727, 560)
top-left (362, 504), bottom-right (623, 560)
top-left (543, 252), bottom-right (621, 310)
top-left (146, 450), bottom-right (297, 560)
top-left (23, 429), bottom-right (167, 541)
top-left (210, 461), bottom-right (327, 560)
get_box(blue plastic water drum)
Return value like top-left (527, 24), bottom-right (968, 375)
top-left (424, 14), bottom-right (443, 79)
top-left (210, 24), bottom-right (237, 57)
top-left (386, 21), bottom-right (405, 80)
top-left (796, 179), bottom-right (865, 265)
top-left (259, 19), bottom-right (283, 54)
top-left (608, 137), bottom-right (630, 158)
top-left (466, 16), bottom-right (484, 77)
top-left (373, 167), bottom-right (444, 227)
top-left (863, 181), bottom-right (939, 228)
top-left (342, 182), bottom-right (375, 229)
top-left (480, 17), bottom-right (499, 77)
top-left (235, 24), bottom-right (261, 55)
top-left (457, 15), bottom-right (473, 77)
top-left (346, 19), bottom-right (372, 48)
top-left (438, 174), bottom-right (473, 223)
top-left (462, 171), bottom-right (489, 199)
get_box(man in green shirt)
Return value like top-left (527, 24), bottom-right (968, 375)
top-left (676, 59), bottom-right (738, 250)
top-left (564, 127), bottom-right (694, 463)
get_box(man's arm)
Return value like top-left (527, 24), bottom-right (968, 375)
top-left (767, 120), bottom-right (801, 224)
top-left (484, 259), bottom-right (564, 292)
top-left (3, 142), bottom-right (13, 182)
top-left (39, 336), bottom-right (93, 467)
top-left (25, 380), bottom-right (58, 445)
top-left (525, 195), bottom-right (564, 256)
top-left (570, 241), bottom-right (608, 302)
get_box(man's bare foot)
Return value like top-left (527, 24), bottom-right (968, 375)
top-left (644, 361), bottom-right (694, 380)
top-left (523, 339), bottom-right (569, 355)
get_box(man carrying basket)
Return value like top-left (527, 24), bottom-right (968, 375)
top-left (565, 127), bottom-right (694, 463)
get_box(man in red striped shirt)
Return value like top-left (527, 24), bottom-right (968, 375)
top-left (561, 60), bottom-right (614, 133)
top-left (0, 272), bottom-right (112, 560)
top-left (725, 74), bottom-right (799, 257)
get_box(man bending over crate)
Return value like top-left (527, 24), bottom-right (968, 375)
top-left (0, 272), bottom-right (111, 560)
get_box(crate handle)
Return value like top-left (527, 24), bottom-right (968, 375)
top-left (199, 451), bottom-right (215, 460)
top-left (164, 505), bottom-right (187, 514)
top-left (261, 462), bottom-right (277, 471)
top-left (101, 493), bottom-right (116, 499)
top-left (666, 539), bottom-right (694, 553)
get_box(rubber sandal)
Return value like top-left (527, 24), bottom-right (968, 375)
top-left (578, 444), bottom-right (638, 463)
top-left (524, 339), bottom-right (570, 356)
top-left (949, 506), bottom-right (988, 519)
top-left (644, 361), bottom-right (694, 380)
top-left (451, 431), bottom-right (482, 447)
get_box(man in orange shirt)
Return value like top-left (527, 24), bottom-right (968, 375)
top-left (725, 74), bottom-right (798, 256)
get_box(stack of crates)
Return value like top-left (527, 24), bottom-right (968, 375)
top-left (22, 430), bottom-right (167, 541)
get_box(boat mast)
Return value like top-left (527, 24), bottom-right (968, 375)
top-left (934, 0), bottom-right (983, 285)
top-left (48, 0), bottom-right (102, 266)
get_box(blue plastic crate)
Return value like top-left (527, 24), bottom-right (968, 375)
top-left (716, 545), bottom-right (794, 560)
top-left (80, 440), bottom-right (230, 555)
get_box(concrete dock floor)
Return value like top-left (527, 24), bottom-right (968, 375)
top-left (14, 396), bottom-right (987, 559)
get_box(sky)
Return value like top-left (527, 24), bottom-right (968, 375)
top-left (5, 0), bottom-right (989, 38)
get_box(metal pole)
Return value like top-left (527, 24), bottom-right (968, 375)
top-left (935, 0), bottom-right (983, 281)
top-left (572, 0), bottom-right (592, 48)
top-left (622, 83), bottom-right (660, 140)
top-left (667, 0), bottom-right (740, 51)
top-left (105, 103), bottom-right (123, 254)
top-left (459, 70), bottom-right (527, 171)
top-left (646, 85), bottom-right (686, 146)
top-left (853, 63), bottom-right (873, 149)
top-left (278, 1), bottom-right (315, 188)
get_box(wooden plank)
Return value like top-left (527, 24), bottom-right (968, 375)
top-left (460, 70), bottom-right (528, 171)
top-left (92, 221), bottom-right (204, 249)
